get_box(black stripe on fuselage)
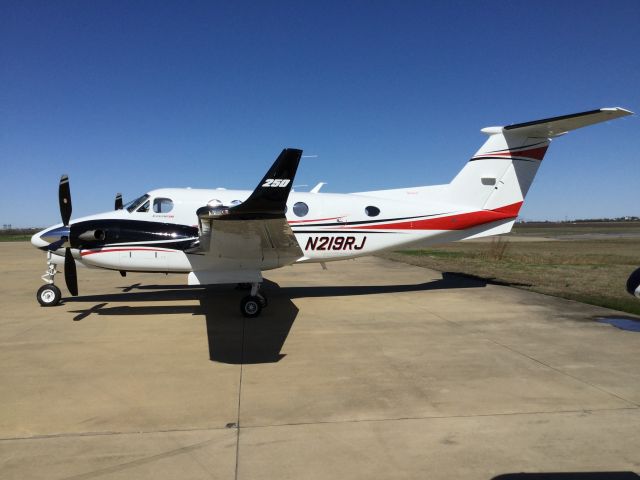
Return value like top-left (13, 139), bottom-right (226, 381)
top-left (102, 239), bottom-right (199, 250)
top-left (469, 156), bottom-right (538, 162)
top-left (291, 212), bottom-right (450, 229)
top-left (70, 219), bottom-right (199, 250)
top-left (484, 140), bottom-right (549, 154)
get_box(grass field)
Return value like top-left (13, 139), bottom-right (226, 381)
top-left (0, 233), bottom-right (36, 242)
top-left (380, 226), bottom-right (640, 316)
top-left (511, 221), bottom-right (640, 238)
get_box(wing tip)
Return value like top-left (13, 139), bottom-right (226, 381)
top-left (601, 107), bottom-right (634, 116)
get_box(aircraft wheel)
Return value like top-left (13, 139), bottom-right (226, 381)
top-left (259, 295), bottom-right (268, 307)
top-left (37, 284), bottom-right (62, 307)
top-left (241, 295), bottom-right (262, 318)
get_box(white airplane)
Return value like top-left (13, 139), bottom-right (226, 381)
top-left (32, 107), bottom-right (632, 316)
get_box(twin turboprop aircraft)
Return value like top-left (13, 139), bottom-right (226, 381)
top-left (32, 107), bottom-right (633, 316)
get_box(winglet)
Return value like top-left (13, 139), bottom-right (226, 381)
top-left (228, 148), bottom-right (303, 218)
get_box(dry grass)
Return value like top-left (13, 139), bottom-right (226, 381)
top-left (379, 238), bottom-right (640, 316)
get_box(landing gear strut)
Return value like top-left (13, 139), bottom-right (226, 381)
top-left (37, 251), bottom-right (62, 307)
top-left (240, 282), bottom-right (267, 318)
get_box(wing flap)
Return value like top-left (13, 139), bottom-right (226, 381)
top-left (205, 217), bottom-right (302, 263)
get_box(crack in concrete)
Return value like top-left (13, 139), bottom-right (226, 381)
top-left (58, 436), bottom-right (221, 480)
top-left (2, 405), bottom-right (637, 443)
top-left (412, 299), bottom-right (640, 409)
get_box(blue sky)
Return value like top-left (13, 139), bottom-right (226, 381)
top-left (1, 0), bottom-right (638, 227)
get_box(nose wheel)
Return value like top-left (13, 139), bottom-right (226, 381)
top-left (240, 283), bottom-right (268, 318)
top-left (37, 251), bottom-right (63, 307)
top-left (37, 284), bottom-right (62, 307)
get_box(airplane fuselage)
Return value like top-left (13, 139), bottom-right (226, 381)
top-left (33, 186), bottom-right (517, 275)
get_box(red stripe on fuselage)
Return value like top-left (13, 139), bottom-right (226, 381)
top-left (474, 146), bottom-right (548, 161)
top-left (342, 202), bottom-right (523, 231)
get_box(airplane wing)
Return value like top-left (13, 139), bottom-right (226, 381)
top-left (187, 148), bottom-right (304, 285)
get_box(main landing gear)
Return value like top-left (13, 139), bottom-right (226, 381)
top-left (240, 283), bottom-right (268, 318)
top-left (37, 251), bottom-right (62, 307)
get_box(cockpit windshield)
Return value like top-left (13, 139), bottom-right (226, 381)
top-left (125, 194), bottom-right (150, 213)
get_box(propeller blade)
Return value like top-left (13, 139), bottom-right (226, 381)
top-left (115, 193), bottom-right (123, 210)
top-left (46, 237), bottom-right (67, 251)
top-left (64, 248), bottom-right (78, 296)
top-left (59, 175), bottom-right (72, 226)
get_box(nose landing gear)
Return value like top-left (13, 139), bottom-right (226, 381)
top-left (37, 251), bottom-right (62, 307)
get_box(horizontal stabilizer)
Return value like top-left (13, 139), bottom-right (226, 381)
top-left (486, 107), bottom-right (633, 138)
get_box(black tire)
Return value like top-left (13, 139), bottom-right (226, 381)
top-left (37, 284), bottom-right (62, 307)
top-left (240, 295), bottom-right (262, 318)
top-left (259, 295), bottom-right (268, 307)
top-left (627, 267), bottom-right (640, 298)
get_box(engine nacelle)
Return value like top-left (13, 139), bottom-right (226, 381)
top-left (627, 267), bottom-right (640, 299)
top-left (195, 204), bottom-right (230, 251)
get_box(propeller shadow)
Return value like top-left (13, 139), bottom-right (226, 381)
top-left (65, 272), bottom-right (489, 364)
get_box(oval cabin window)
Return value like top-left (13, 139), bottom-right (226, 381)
top-left (153, 198), bottom-right (174, 213)
top-left (365, 206), bottom-right (380, 217)
top-left (293, 202), bottom-right (309, 217)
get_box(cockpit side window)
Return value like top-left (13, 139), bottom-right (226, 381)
top-left (137, 200), bottom-right (150, 213)
top-left (153, 198), bottom-right (174, 213)
top-left (126, 194), bottom-right (150, 213)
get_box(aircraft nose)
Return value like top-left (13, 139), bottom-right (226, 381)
top-left (31, 229), bottom-right (49, 249)
top-left (31, 225), bottom-right (69, 250)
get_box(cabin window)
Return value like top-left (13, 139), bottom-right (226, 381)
top-left (365, 206), bottom-right (380, 217)
top-left (153, 198), bottom-right (174, 213)
top-left (293, 202), bottom-right (309, 217)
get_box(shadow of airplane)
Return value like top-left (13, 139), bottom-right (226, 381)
top-left (65, 272), bottom-right (488, 364)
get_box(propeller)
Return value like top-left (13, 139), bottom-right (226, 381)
top-left (59, 175), bottom-right (72, 226)
top-left (115, 193), bottom-right (123, 210)
top-left (65, 248), bottom-right (78, 296)
top-left (47, 174), bottom-right (79, 297)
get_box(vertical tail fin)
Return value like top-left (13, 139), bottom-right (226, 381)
top-left (447, 108), bottom-right (632, 216)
